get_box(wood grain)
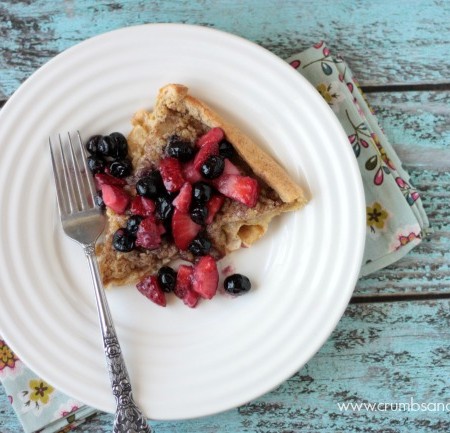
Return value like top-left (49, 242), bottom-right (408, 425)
top-left (1, 0), bottom-right (449, 98)
top-left (1, 300), bottom-right (449, 433)
top-left (0, 0), bottom-right (449, 431)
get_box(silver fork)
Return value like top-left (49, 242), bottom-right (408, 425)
top-left (49, 132), bottom-right (153, 433)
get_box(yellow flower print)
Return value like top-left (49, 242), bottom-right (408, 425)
top-left (366, 202), bottom-right (389, 230)
top-left (28, 379), bottom-right (54, 405)
top-left (0, 340), bottom-right (19, 370)
top-left (316, 83), bottom-right (334, 104)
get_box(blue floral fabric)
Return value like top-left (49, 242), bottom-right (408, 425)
top-left (287, 42), bottom-right (429, 276)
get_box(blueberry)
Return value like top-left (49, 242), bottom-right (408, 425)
top-left (166, 135), bottom-right (195, 162)
top-left (94, 193), bottom-right (105, 210)
top-left (224, 274), bottom-right (252, 295)
top-left (157, 266), bottom-right (177, 293)
top-left (112, 228), bottom-right (135, 252)
top-left (97, 135), bottom-right (114, 157)
top-left (126, 215), bottom-right (143, 235)
top-left (188, 234), bottom-right (212, 256)
top-left (109, 158), bottom-right (132, 178)
top-left (219, 140), bottom-right (236, 159)
top-left (136, 171), bottom-right (165, 199)
top-left (85, 135), bottom-right (102, 155)
top-left (87, 155), bottom-right (106, 174)
top-left (156, 195), bottom-right (174, 220)
top-left (200, 155), bottom-right (225, 179)
top-left (109, 132), bottom-right (128, 159)
top-left (190, 205), bottom-right (208, 225)
top-left (192, 182), bottom-right (213, 203)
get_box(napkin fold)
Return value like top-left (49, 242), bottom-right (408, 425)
top-left (287, 42), bottom-right (429, 276)
top-left (0, 41), bottom-right (429, 433)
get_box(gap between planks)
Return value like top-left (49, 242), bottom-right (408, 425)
top-left (351, 291), bottom-right (450, 304)
top-left (362, 82), bottom-right (450, 93)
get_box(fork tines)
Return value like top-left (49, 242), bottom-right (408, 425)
top-left (49, 132), bottom-right (98, 216)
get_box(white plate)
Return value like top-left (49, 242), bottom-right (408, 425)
top-left (0, 24), bottom-right (365, 420)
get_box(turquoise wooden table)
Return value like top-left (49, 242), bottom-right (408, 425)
top-left (1, 1), bottom-right (449, 432)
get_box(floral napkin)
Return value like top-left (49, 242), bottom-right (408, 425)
top-left (0, 41), bottom-right (429, 433)
top-left (0, 338), bottom-right (97, 432)
top-left (287, 42), bottom-right (429, 276)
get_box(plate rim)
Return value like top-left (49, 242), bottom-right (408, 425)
top-left (0, 23), bottom-right (366, 419)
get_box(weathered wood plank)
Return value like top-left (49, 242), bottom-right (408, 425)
top-left (1, 0), bottom-right (449, 97)
top-left (355, 90), bottom-right (450, 297)
top-left (2, 299), bottom-right (449, 432)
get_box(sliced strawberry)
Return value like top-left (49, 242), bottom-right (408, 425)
top-left (136, 275), bottom-right (166, 307)
top-left (222, 158), bottom-right (241, 175)
top-left (205, 194), bottom-right (225, 224)
top-left (174, 265), bottom-right (200, 308)
top-left (94, 173), bottom-right (127, 189)
top-left (171, 209), bottom-right (202, 250)
top-left (182, 289), bottom-right (200, 308)
top-left (130, 196), bottom-right (156, 217)
top-left (193, 140), bottom-right (220, 171)
top-left (182, 160), bottom-right (204, 183)
top-left (172, 182), bottom-right (192, 213)
top-left (214, 174), bottom-right (259, 208)
top-left (135, 216), bottom-right (164, 250)
top-left (174, 265), bottom-right (194, 298)
top-left (196, 127), bottom-right (224, 148)
top-left (100, 184), bottom-right (130, 214)
top-left (159, 157), bottom-right (185, 192)
top-left (191, 255), bottom-right (219, 299)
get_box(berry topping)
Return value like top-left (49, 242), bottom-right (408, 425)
top-left (112, 228), bottom-right (135, 252)
top-left (136, 171), bottom-right (165, 199)
top-left (109, 158), bottom-right (132, 178)
top-left (130, 196), bottom-right (156, 217)
top-left (174, 265), bottom-right (193, 298)
top-left (214, 174), bottom-right (259, 208)
top-left (182, 160), bottom-right (204, 184)
top-left (205, 194), bottom-right (225, 224)
top-left (191, 255), bottom-right (219, 299)
top-left (193, 140), bottom-right (220, 171)
top-left (87, 155), bottom-right (106, 174)
top-left (85, 135), bottom-right (102, 155)
top-left (190, 205), bottom-right (208, 225)
top-left (135, 216), bottom-right (165, 250)
top-left (157, 266), bottom-right (177, 293)
top-left (200, 154), bottom-right (225, 179)
top-left (126, 215), bottom-right (143, 235)
top-left (192, 182), bottom-right (213, 204)
top-left (196, 127), bottom-right (224, 148)
top-left (97, 135), bottom-right (114, 157)
top-left (224, 274), bottom-right (252, 295)
top-left (222, 158), bottom-right (241, 176)
top-left (136, 275), bottom-right (166, 307)
top-left (94, 173), bottom-right (127, 189)
top-left (171, 208), bottom-right (202, 250)
top-left (109, 132), bottom-right (128, 159)
top-left (166, 135), bottom-right (195, 162)
top-left (155, 195), bottom-right (174, 222)
top-left (159, 157), bottom-right (185, 192)
top-left (218, 140), bottom-right (236, 159)
top-left (94, 193), bottom-right (106, 210)
top-left (101, 184), bottom-right (130, 214)
top-left (174, 265), bottom-right (200, 308)
top-left (172, 182), bottom-right (192, 213)
top-left (188, 234), bottom-right (212, 256)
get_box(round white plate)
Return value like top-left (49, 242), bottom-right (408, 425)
top-left (0, 24), bottom-right (365, 420)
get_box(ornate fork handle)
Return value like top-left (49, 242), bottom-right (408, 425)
top-left (84, 244), bottom-right (153, 433)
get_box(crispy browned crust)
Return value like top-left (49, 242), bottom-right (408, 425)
top-left (98, 84), bottom-right (308, 287)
